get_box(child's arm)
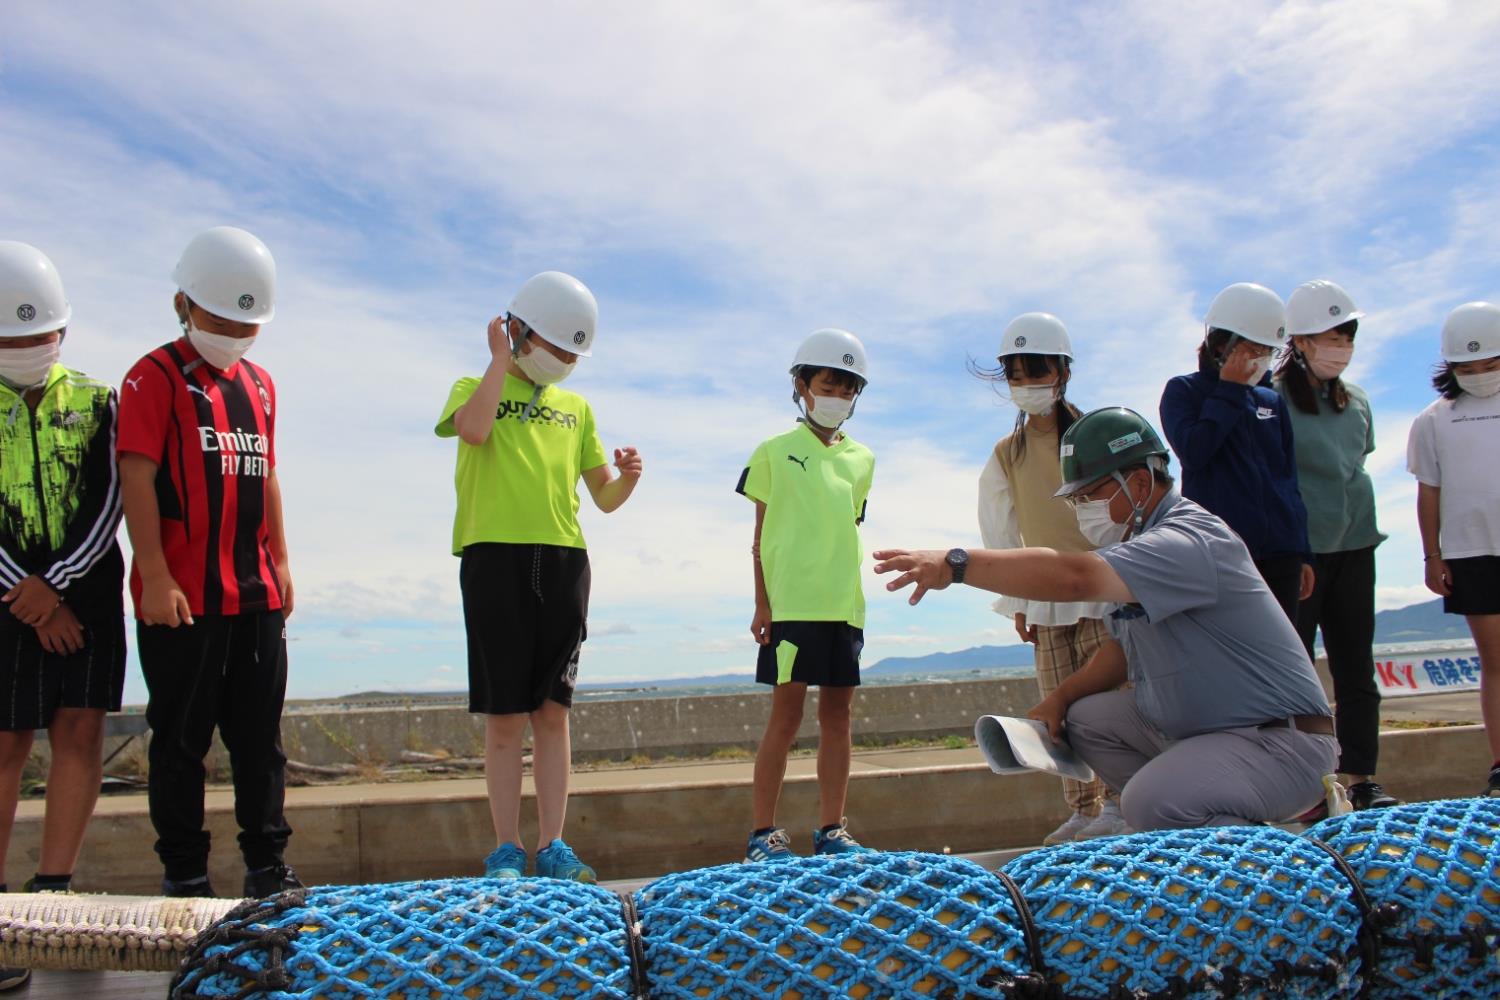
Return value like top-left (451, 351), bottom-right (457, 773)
top-left (582, 447), bottom-right (643, 512)
top-left (451, 317), bottom-right (511, 445)
top-left (751, 501), bottom-right (770, 646)
top-left (1416, 482), bottom-right (1451, 596)
top-left (120, 454), bottom-right (193, 627)
top-left (266, 469), bottom-right (293, 618)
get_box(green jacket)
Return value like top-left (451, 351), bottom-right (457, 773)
top-left (0, 363), bottom-right (123, 605)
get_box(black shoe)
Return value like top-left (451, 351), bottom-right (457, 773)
top-left (1487, 767), bottom-right (1500, 798)
top-left (1348, 781), bottom-right (1399, 810)
top-left (0, 967), bottom-right (30, 991)
top-left (162, 875), bottom-right (217, 898)
top-left (243, 864), bottom-right (303, 899)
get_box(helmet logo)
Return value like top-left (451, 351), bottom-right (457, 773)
top-left (1107, 432), bottom-right (1143, 454)
top-left (237, 294), bottom-right (255, 311)
top-left (1328, 305), bottom-right (1341, 317)
top-left (1014, 335), bottom-right (1027, 348)
top-left (573, 330), bottom-right (586, 345)
top-left (16, 304), bottom-right (35, 322)
top-left (1275, 326), bottom-right (1285, 340)
top-left (1469, 340), bottom-right (1482, 353)
top-left (842, 353), bottom-right (854, 366)
top-left (1060, 443), bottom-right (1074, 457)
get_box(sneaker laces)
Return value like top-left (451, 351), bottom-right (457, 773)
top-left (760, 829), bottom-right (791, 853)
top-left (821, 825), bottom-right (859, 847)
top-left (545, 841), bottom-right (584, 870)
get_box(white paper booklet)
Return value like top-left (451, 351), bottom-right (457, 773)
top-left (974, 715), bottom-right (1096, 782)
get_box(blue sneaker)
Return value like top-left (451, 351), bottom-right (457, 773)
top-left (484, 842), bottom-right (527, 879)
top-left (535, 839), bottom-right (596, 883)
top-left (812, 820), bottom-right (874, 856)
top-left (744, 827), bottom-right (794, 863)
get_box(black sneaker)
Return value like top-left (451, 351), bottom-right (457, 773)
top-left (162, 875), bottom-right (217, 898)
top-left (1348, 781), bottom-right (1399, 810)
top-left (1487, 766), bottom-right (1500, 798)
top-left (0, 968), bottom-right (30, 991)
top-left (244, 864), bottom-right (304, 899)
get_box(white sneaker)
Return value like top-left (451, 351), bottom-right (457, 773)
top-left (1042, 811), bottom-right (1095, 846)
top-left (1074, 800), bottom-right (1132, 840)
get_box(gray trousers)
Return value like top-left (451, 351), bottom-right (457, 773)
top-left (1065, 689), bottom-right (1339, 829)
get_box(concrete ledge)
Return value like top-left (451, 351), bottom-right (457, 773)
top-left (8, 724), bottom-right (1488, 893)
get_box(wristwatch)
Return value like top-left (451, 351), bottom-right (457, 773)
top-left (945, 548), bottom-right (969, 585)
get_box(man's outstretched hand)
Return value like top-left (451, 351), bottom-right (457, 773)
top-left (871, 549), bottom-right (952, 605)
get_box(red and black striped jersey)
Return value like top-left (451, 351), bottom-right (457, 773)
top-left (117, 337), bottom-right (282, 617)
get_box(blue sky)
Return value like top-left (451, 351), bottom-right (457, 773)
top-left (4, 1), bottom-right (1499, 702)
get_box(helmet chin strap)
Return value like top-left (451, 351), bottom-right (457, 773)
top-left (507, 315), bottom-right (544, 425)
top-left (1110, 467), bottom-right (1151, 540)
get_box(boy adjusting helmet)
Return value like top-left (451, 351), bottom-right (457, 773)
top-left (791, 328), bottom-right (868, 429)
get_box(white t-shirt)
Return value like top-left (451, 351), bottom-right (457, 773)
top-left (1406, 391), bottom-right (1500, 559)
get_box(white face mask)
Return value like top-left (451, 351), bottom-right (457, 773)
top-left (1010, 384), bottom-right (1058, 416)
top-left (1074, 496), bottom-right (1128, 547)
top-left (515, 341), bottom-right (577, 386)
top-left (807, 394), bottom-right (854, 428)
top-left (1305, 344), bottom-right (1353, 381)
top-left (1456, 369), bottom-right (1500, 398)
top-left (188, 324), bottom-right (256, 371)
top-left (0, 342), bottom-right (61, 388)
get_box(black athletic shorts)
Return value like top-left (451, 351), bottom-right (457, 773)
top-left (461, 543), bottom-right (590, 714)
top-left (755, 621), bottom-right (863, 688)
top-left (0, 607), bottom-right (126, 731)
top-left (1445, 555), bottom-right (1500, 616)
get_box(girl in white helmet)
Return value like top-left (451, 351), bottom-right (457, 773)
top-left (0, 244), bottom-right (125, 990)
top-left (1272, 280), bottom-right (1395, 812)
top-left (973, 313), bottom-right (1124, 843)
top-left (736, 329), bottom-right (874, 862)
top-left (437, 272), bottom-right (642, 884)
top-left (1406, 302), bottom-right (1500, 798)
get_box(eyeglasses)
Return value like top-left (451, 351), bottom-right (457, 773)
top-left (1060, 479), bottom-right (1119, 510)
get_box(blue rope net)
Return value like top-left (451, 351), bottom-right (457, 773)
top-left (632, 851), bottom-right (1032, 999)
top-left (169, 877), bottom-right (636, 999)
top-left (1305, 796), bottom-right (1500, 998)
top-left (1001, 825), bottom-right (1365, 999)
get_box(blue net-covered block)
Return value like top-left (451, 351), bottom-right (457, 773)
top-left (1305, 796), bottom-right (1500, 998)
top-left (1002, 825), bottom-right (1365, 998)
top-left (171, 877), bottom-right (635, 999)
top-left (633, 852), bottom-right (1031, 999)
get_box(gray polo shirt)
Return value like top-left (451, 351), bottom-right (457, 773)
top-left (1097, 493), bottom-right (1331, 740)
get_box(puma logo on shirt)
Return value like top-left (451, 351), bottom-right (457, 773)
top-left (788, 455), bottom-right (808, 470)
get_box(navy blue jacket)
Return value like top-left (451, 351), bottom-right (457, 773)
top-left (1159, 371), bottom-right (1311, 561)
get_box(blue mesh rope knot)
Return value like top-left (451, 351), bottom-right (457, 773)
top-left (1305, 796), bottom-right (1500, 998)
top-left (170, 877), bottom-right (636, 999)
top-left (1002, 825), bottom-right (1365, 999)
top-left (633, 851), bottom-right (1033, 999)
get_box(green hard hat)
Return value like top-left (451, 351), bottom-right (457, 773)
top-left (1054, 407), bottom-right (1170, 497)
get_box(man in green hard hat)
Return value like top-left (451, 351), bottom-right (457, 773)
top-left (875, 407), bottom-right (1337, 830)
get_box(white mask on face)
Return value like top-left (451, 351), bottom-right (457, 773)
top-left (515, 341), bottom-right (577, 385)
top-left (188, 324), bottom-right (256, 371)
top-left (1305, 344), bottom-right (1353, 381)
top-left (0, 342), bottom-right (61, 388)
top-left (1456, 369), bottom-right (1500, 398)
top-left (1011, 384), bottom-right (1058, 416)
top-left (807, 394), bottom-right (854, 428)
top-left (1074, 496), bottom-right (1128, 547)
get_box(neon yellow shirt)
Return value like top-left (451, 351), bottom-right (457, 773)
top-left (436, 374), bottom-right (607, 553)
top-left (738, 423), bottom-right (874, 627)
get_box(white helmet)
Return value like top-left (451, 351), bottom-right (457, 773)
top-left (1204, 282), bottom-right (1287, 348)
top-left (1440, 302), bottom-right (1500, 363)
top-left (998, 312), bottom-right (1072, 359)
top-left (174, 226), bottom-right (276, 324)
top-left (509, 271), bottom-right (597, 358)
top-left (0, 241), bottom-right (71, 338)
top-left (790, 328), bottom-right (869, 385)
top-left (1287, 280), bottom-right (1364, 337)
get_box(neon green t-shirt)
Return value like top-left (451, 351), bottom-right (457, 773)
top-left (737, 423), bottom-right (874, 627)
top-left (436, 374), bottom-right (608, 553)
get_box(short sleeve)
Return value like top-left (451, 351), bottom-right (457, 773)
top-left (1405, 407), bottom-right (1439, 486)
top-left (737, 441), bottom-right (772, 503)
top-left (1097, 521), bottom-right (1219, 622)
top-left (262, 368), bottom-right (277, 469)
top-left (435, 377), bottom-right (480, 438)
top-left (854, 452), bottom-right (874, 524)
top-left (116, 357), bottom-right (174, 461)
top-left (579, 400), bottom-right (608, 471)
